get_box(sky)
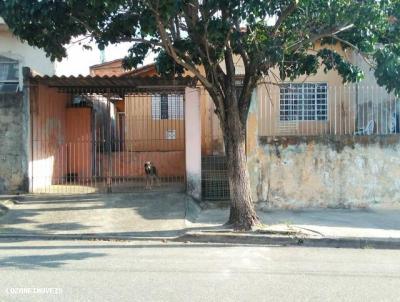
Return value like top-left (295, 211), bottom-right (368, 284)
top-left (55, 38), bottom-right (155, 76)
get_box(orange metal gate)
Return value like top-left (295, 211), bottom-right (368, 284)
top-left (30, 85), bottom-right (186, 193)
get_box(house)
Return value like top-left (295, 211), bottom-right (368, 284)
top-left (89, 42), bottom-right (398, 149)
top-left (83, 46), bottom-right (400, 207)
top-left (0, 17), bottom-right (56, 193)
top-left (0, 17), bottom-right (55, 85)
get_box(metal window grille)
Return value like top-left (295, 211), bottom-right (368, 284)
top-left (152, 94), bottom-right (184, 120)
top-left (280, 83), bottom-right (328, 121)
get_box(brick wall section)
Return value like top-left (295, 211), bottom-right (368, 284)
top-left (0, 93), bottom-right (29, 193)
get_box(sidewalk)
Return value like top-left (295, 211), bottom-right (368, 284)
top-left (2, 194), bottom-right (400, 248)
top-left (183, 203), bottom-right (400, 248)
top-left (191, 205), bottom-right (400, 238)
top-left (0, 193), bottom-right (188, 239)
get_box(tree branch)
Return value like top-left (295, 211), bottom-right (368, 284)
top-left (70, 16), bottom-right (102, 38)
top-left (331, 35), bottom-right (376, 68)
top-left (181, 1), bottom-right (227, 117)
top-left (273, 0), bottom-right (298, 34)
top-left (287, 23), bottom-right (355, 52)
top-left (150, 4), bottom-right (213, 90)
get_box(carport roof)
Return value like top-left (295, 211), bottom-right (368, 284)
top-left (29, 73), bottom-right (197, 93)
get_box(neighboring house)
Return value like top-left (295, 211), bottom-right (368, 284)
top-left (0, 17), bottom-right (55, 86)
top-left (90, 60), bottom-right (158, 77)
top-left (90, 59), bottom-right (127, 77)
top-left (0, 17), bottom-right (56, 193)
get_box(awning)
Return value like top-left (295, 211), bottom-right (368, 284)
top-left (29, 74), bottom-right (197, 94)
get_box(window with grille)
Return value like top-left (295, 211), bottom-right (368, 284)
top-left (280, 83), bottom-right (328, 121)
top-left (152, 94), bottom-right (184, 120)
top-left (0, 56), bottom-right (19, 93)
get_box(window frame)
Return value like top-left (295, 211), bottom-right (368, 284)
top-left (0, 56), bottom-right (19, 93)
top-left (279, 82), bottom-right (328, 122)
top-left (151, 93), bottom-right (184, 120)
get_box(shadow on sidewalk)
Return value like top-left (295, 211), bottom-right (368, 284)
top-left (0, 251), bottom-right (107, 269)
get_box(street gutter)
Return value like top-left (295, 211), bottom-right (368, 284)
top-left (175, 231), bottom-right (400, 249)
top-left (1, 230), bottom-right (400, 250)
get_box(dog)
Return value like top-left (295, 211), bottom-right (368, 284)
top-left (144, 161), bottom-right (160, 189)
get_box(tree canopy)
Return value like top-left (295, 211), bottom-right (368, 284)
top-left (1, 1), bottom-right (399, 90)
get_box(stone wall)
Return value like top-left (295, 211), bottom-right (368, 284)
top-left (0, 93), bottom-right (29, 193)
top-left (247, 135), bottom-right (400, 209)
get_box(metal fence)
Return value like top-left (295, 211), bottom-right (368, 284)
top-left (201, 155), bottom-right (230, 201)
top-left (258, 83), bottom-right (399, 137)
top-left (30, 85), bottom-right (186, 194)
top-left (200, 90), bottom-right (230, 201)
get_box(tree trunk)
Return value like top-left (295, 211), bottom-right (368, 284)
top-left (223, 103), bottom-right (260, 230)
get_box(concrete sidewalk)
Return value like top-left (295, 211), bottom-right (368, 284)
top-left (185, 204), bottom-right (400, 247)
top-left (0, 193), bottom-right (188, 239)
top-left (2, 193), bottom-right (400, 248)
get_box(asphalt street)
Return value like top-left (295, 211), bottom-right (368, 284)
top-left (0, 239), bottom-right (400, 302)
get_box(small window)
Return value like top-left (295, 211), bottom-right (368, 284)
top-left (0, 56), bottom-right (19, 93)
top-left (165, 129), bottom-right (176, 140)
top-left (280, 83), bottom-right (328, 121)
top-left (152, 94), bottom-right (184, 120)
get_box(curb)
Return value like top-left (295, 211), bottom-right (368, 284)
top-left (0, 233), bottom-right (177, 242)
top-left (175, 232), bottom-right (400, 250)
top-left (1, 231), bottom-right (400, 249)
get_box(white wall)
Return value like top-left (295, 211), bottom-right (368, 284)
top-left (185, 87), bottom-right (202, 200)
top-left (0, 30), bottom-right (55, 84)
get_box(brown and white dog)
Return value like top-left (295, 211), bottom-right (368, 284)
top-left (144, 161), bottom-right (160, 189)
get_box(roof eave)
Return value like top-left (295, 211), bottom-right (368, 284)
top-left (29, 73), bottom-right (197, 93)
